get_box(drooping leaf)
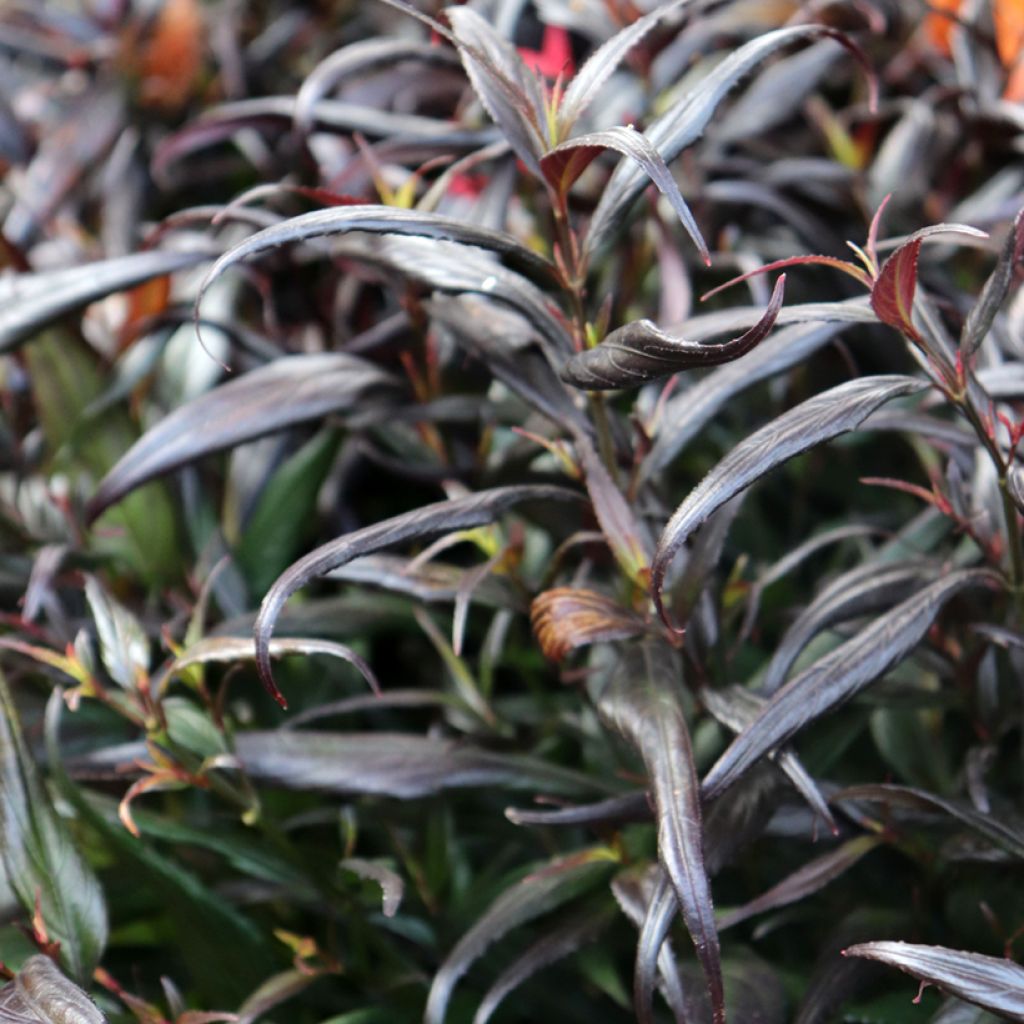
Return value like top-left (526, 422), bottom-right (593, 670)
top-left (960, 206), bottom-right (1024, 356)
top-left (160, 636), bottom-right (380, 696)
top-left (0, 955), bottom-right (107, 1024)
top-left (339, 858), bottom-right (404, 918)
top-left (598, 643), bottom-right (725, 1024)
top-left (254, 485), bottom-right (580, 706)
top-left (652, 375), bottom-right (927, 624)
top-left (195, 206), bottom-right (556, 316)
top-left (870, 225), bottom-right (987, 341)
top-left (0, 675), bottom-right (107, 985)
top-left (562, 275), bottom-right (784, 390)
top-left (759, 560), bottom-right (940, 694)
top-left (556, 0), bottom-right (687, 136)
top-left (445, 6), bottom-right (548, 174)
top-left (585, 25), bottom-right (876, 256)
top-left (701, 686), bottom-right (835, 833)
top-left (424, 850), bottom-right (616, 1024)
top-left (842, 942), bottom-right (1024, 1018)
top-left (701, 569), bottom-right (999, 800)
top-left (541, 126), bottom-right (708, 263)
top-left (717, 835), bottom-right (882, 931)
top-left (0, 250), bottom-right (205, 353)
top-left (472, 904), bottom-right (614, 1024)
top-left (88, 353), bottom-right (398, 519)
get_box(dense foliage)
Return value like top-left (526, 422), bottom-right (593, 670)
top-left (1, 0), bottom-right (1024, 1021)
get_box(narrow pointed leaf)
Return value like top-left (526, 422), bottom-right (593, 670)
top-left (446, 6), bottom-right (547, 174)
top-left (702, 569), bottom-right (999, 800)
top-left (652, 375), bottom-right (926, 625)
top-left (557, 0), bottom-right (687, 135)
top-left (196, 206), bottom-right (556, 311)
top-left (700, 255), bottom-right (870, 301)
top-left (472, 905), bottom-right (613, 1024)
top-left (599, 643), bottom-right (725, 1024)
top-left (718, 835), bottom-right (882, 931)
top-left (842, 942), bottom-right (1024, 1018)
top-left (760, 560), bottom-right (939, 694)
top-left (871, 225), bottom-right (987, 341)
top-left (88, 353), bottom-right (397, 519)
top-left (0, 674), bottom-right (107, 984)
top-left (563, 275), bottom-right (784, 390)
top-left (0, 249), bottom-right (204, 353)
top-left (505, 791), bottom-right (651, 828)
top-left (960, 206), bottom-right (1024, 355)
top-left (424, 851), bottom-right (615, 1024)
top-left (642, 320), bottom-right (853, 480)
top-left (254, 486), bottom-right (581, 706)
top-left (84, 575), bottom-right (150, 689)
top-left (585, 25), bottom-right (876, 256)
top-left (542, 126), bottom-right (708, 263)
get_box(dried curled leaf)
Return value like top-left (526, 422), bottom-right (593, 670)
top-left (0, 955), bottom-right (107, 1024)
top-left (531, 587), bottom-right (646, 661)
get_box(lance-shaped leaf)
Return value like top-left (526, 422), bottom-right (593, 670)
top-left (195, 206), bottom-right (556, 311)
top-left (701, 569), bottom-right (999, 801)
top-left (642, 320), bottom-right (854, 480)
top-left (717, 835), bottom-right (882, 931)
top-left (832, 783), bottom-right (1024, 861)
top-left (446, 6), bottom-right (548, 175)
top-left (84, 575), bottom-right (150, 690)
top-left (842, 942), bottom-right (1024, 1018)
top-left (701, 686), bottom-right (835, 833)
top-left (0, 956), bottom-right (107, 1024)
top-left (652, 375), bottom-right (926, 625)
top-left (556, 0), bottom-right (688, 136)
top-left (424, 850), bottom-right (615, 1024)
top-left (506, 791), bottom-right (651, 828)
top-left (960, 206), bottom-right (1024, 356)
top-left (0, 674), bottom-right (108, 984)
top-left (0, 249), bottom-right (205, 353)
top-left (88, 353), bottom-right (398, 519)
top-left (598, 643), bottom-right (725, 1024)
top-left (473, 904), bottom-right (614, 1024)
top-left (542, 126), bottom-right (709, 264)
top-left (585, 25), bottom-right (876, 257)
top-left (159, 636), bottom-right (380, 696)
top-left (531, 587), bottom-right (646, 661)
top-left (563, 275), bottom-right (784, 390)
top-left (759, 560), bottom-right (940, 695)
top-left (255, 486), bottom-right (581, 706)
top-left (870, 225), bottom-right (987, 342)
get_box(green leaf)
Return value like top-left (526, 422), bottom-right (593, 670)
top-left (0, 673), bottom-right (108, 984)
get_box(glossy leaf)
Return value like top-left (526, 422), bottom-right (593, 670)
top-left (424, 851), bottom-right (615, 1024)
top-left (0, 677), bottom-right (107, 984)
top-left (598, 643), bottom-right (724, 1024)
top-left (505, 792), bottom-right (651, 829)
top-left (842, 942), bottom-right (1024, 1018)
top-left (562, 275), bottom-right (784, 390)
top-left (88, 353), bottom-right (398, 519)
top-left (84, 575), bottom-right (150, 690)
top-left (0, 956), bottom-right (107, 1024)
top-left (870, 225), bottom-right (987, 341)
top-left (718, 835), bottom-right (882, 931)
top-left (585, 25), bottom-right (876, 256)
top-left (230, 731), bottom-right (603, 799)
top-left (652, 375), bottom-right (926, 625)
top-left (542, 127), bottom-right (708, 263)
top-left (254, 485), bottom-right (580, 706)
top-left (759, 560), bottom-right (939, 694)
top-left (960, 206), bottom-right (1024, 355)
top-left (446, 6), bottom-right (548, 174)
top-left (701, 569), bottom-right (999, 800)
top-left (556, 0), bottom-right (686, 136)
top-left (0, 250), bottom-right (204, 353)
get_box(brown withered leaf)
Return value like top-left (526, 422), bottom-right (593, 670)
top-left (531, 587), bottom-right (646, 662)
